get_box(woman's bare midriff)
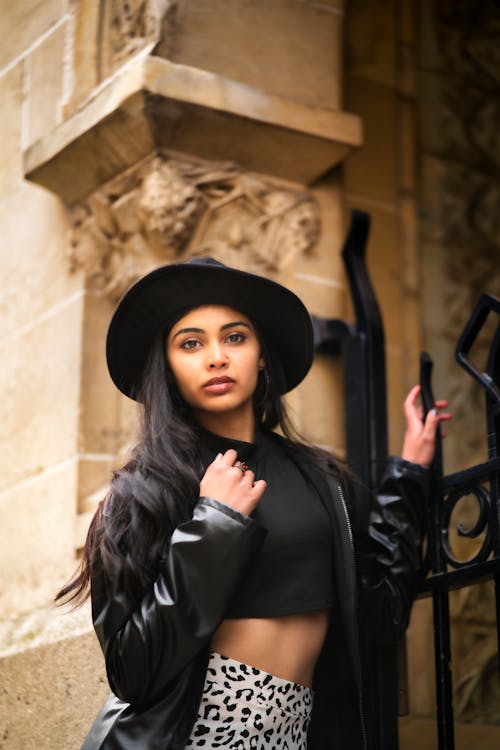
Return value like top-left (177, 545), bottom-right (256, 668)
top-left (209, 608), bottom-right (331, 688)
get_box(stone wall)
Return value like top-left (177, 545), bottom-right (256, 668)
top-left (0, 2), bottom-right (84, 619)
top-left (0, 4), bottom-right (111, 747)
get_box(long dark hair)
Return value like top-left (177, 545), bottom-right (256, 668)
top-left (56, 323), bottom-right (350, 609)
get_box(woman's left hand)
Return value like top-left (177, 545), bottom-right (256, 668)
top-left (401, 385), bottom-right (453, 467)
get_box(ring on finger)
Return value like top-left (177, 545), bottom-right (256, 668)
top-left (234, 460), bottom-right (248, 474)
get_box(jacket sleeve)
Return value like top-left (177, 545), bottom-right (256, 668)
top-left (353, 457), bottom-right (430, 642)
top-left (90, 496), bottom-right (267, 707)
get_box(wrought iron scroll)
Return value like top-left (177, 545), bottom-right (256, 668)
top-left (314, 209), bottom-right (500, 750)
top-left (418, 293), bottom-right (500, 750)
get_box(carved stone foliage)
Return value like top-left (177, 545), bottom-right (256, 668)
top-left (68, 153), bottom-right (320, 301)
top-left (68, 0), bottom-right (174, 112)
top-left (99, 0), bottom-right (175, 77)
top-left (107, 0), bottom-right (156, 60)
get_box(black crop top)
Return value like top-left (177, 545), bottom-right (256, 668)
top-left (199, 428), bottom-right (334, 618)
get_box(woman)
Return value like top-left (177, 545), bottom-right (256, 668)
top-left (57, 257), bottom-right (450, 750)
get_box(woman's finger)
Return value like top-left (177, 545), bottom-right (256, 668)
top-left (219, 449), bottom-right (238, 466)
top-left (434, 400), bottom-right (449, 409)
top-left (404, 385), bottom-right (421, 410)
top-left (422, 408), bottom-right (451, 439)
top-left (404, 385), bottom-right (430, 427)
top-left (241, 469), bottom-right (255, 486)
top-left (430, 408), bottom-right (453, 421)
top-left (250, 479), bottom-right (267, 499)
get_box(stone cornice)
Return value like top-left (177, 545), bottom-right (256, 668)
top-left (24, 54), bottom-right (363, 203)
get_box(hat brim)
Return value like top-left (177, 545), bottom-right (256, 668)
top-left (106, 261), bottom-right (314, 400)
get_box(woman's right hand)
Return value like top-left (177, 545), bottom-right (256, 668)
top-left (401, 385), bottom-right (452, 467)
top-left (199, 449), bottom-right (267, 516)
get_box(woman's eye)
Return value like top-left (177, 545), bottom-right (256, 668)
top-left (226, 332), bottom-right (246, 344)
top-left (181, 339), bottom-right (200, 350)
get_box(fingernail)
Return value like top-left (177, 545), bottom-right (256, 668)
top-left (431, 408), bottom-right (438, 416)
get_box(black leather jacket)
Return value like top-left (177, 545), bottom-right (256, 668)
top-left (81, 445), bottom-right (428, 750)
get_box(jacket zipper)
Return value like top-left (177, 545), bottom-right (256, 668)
top-left (336, 482), bottom-right (368, 750)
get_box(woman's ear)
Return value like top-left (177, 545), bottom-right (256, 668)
top-left (258, 357), bottom-right (265, 371)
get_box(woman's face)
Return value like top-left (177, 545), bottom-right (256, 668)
top-left (166, 305), bottom-right (264, 423)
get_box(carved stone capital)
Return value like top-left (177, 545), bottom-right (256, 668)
top-left (68, 153), bottom-right (320, 301)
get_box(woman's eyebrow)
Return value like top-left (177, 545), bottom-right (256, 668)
top-left (172, 327), bottom-right (204, 340)
top-left (172, 321), bottom-right (251, 341)
top-left (220, 321), bottom-right (252, 332)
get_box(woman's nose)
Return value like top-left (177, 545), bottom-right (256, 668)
top-left (207, 343), bottom-right (227, 369)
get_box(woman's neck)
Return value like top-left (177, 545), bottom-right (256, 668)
top-left (194, 408), bottom-right (256, 443)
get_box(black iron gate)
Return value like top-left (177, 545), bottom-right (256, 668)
top-left (313, 210), bottom-right (500, 750)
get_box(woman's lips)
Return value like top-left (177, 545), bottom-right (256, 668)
top-left (203, 377), bottom-right (236, 394)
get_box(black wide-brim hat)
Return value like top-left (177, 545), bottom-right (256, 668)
top-left (106, 257), bottom-right (314, 400)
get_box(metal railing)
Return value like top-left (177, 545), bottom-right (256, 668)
top-left (312, 210), bottom-right (500, 750)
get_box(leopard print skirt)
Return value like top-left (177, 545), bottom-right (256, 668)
top-left (185, 652), bottom-right (314, 749)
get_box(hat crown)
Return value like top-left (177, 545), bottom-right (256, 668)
top-left (185, 256), bottom-right (225, 269)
